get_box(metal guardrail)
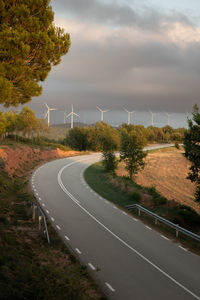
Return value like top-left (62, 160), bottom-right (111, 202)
top-left (126, 204), bottom-right (200, 242)
top-left (31, 200), bottom-right (50, 243)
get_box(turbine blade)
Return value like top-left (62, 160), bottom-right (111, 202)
top-left (73, 113), bottom-right (80, 117)
top-left (45, 102), bottom-right (49, 109)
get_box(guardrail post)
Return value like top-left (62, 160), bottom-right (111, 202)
top-left (38, 215), bottom-right (42, 231)
top-left (155, 218), bottom-right (158, 225)
top-left (32, 205), bottom-right (37, 221)
top-left (176, 228), bottom-right (179, 238)
top-left (138, 208), bottom-right (141, 216)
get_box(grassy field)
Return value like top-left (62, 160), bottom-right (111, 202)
top-left (116, 147), bottom-right (199, 214)
top-left (0, 150), bottom-right (106, 300)
top-left (84, 160), bottom-right (200, 252)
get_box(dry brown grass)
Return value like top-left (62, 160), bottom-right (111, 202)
top-left (116, 148), bottom-right (200, 214)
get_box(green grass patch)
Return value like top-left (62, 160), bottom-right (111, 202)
top-left (85, 162), bottom-right (140, 208)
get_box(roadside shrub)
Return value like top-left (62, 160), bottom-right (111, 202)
top-left (129, 191), bottom-right (141, 203)
top-left (177, 205), bottom-right (200, 228)
top-left (175, 141), bottom-right (180, 149)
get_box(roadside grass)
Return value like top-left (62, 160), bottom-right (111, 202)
top-left (0, 159), bottom-right (106, 300)
top-left (84, 162), bottom-right (200, 252)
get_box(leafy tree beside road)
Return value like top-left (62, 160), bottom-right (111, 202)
top-left (0, 0), bottom-right (70, 107)
top-left (120, 128), bottom-right (147, 180)
top-left (184, 104), bottom-right (200, 202)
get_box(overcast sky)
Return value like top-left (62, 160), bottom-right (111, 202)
top-left (31, 0), bottom-right (200, 113)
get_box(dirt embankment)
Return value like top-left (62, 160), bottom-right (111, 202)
top-left (0, 145), bottom-right (80, 177)
top-left (116, 148), bottom-right (200, 214)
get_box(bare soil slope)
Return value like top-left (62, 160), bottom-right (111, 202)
top-left (116, 148), bottom-right (200, 214)
top-left (0, 145), bottom-right (79, 176)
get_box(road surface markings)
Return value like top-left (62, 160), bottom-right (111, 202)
top-left (179, 246), bottom-right (188, 252)
top-left (56, 225), bottom-right (61, 230)
top-left (38, 197), bottom-right (42, 201)
top-left (32, 185), bottom-right (35, 188)
top-left (145, 225), bottom-right (152, 230)
top-left (105, 200), bottom-right (109, 204)
top-left (113, 206), bottom-right (117, 209)
top-left (58, 158), bottom-right (200, 300)
top-left (46, 210), bottom-right (50, 214)
top-left (161, 235), bottom-right (170, 241)
top-left (88, 263), bottom-right (96, 271)
top-left (132, 217), bottom-right (138, 222)
top-left (99, 196), bottom-right (102, 199)
top-left (51, 217), bottom-right (55, 222)
top-left (36, 193), bottom-right (38, 196)
top-left (42, 203), bottom-right (45, 207)
top-left (75, 248), bottom-right (82, 254)
top-left (105, 282), bottom-right (115, 292)
top-left (122, 211), bottom-right (127, 216)
top-left (64, 235), bottom-right (70, 241)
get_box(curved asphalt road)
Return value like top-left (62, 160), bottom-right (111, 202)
top-left (31, 145), bottom-right (200, 300)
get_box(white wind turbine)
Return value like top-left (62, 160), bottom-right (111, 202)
top-left (44, 103), bottom-right (57, 127)
top-left (66, 104), bottom-right (79, 129)
top-left (166, 113), bottom-right (171, 126)
top-left (63, 109), bottom-right (68, 124)
top-left (97, 106), bottom-right (109, 121)
top-left (150, 111), bottom-right (159, 126)
top-left (123, 108), bottom-right (135, 125)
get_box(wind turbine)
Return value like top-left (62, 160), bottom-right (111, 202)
top-left (44, 103), bottom-right (57, 127)
top-left (149, 111), bottom-right (159, 126)
top-left (63, 109), bottom-right (68, 124)
top-left (166, 113), bottom-right (171, 126)
top-left (123, 108), bottom-right (135, 125)
top-left (66, 104), bottom-right (79, 129)
top-left (97, 106), bottom-right (109, 121)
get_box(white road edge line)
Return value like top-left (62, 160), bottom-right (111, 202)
top-left (123, 212), bottom-right (127, 216)
top-left (179, 246), bottom-right (188, 252)
top-left (105, 282), bottom-right (115, 292)
top-left (161, 235), bottom-right (170, 241)
top-left (51, 217), bottom-right (55, 222)
top-left (57, 158), bottom-right (200, 300)
top-left (56, 225), bottom-right (61, 230)
top-left (46, 210), bottom-right (50, 214)
top-left (88, 263), bottom-right (96, 271)
top-left (65, 235), bottom-right (70, 241)
top-left (75, 248), bottom-right (82, 254)
top-left (145, 225), bottom-right (152, 230)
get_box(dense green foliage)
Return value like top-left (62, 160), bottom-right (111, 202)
top-left (0, 107), bottom-right (48, 138)
top-left (120, 129), bottom-right (147, 179)
top-left (64, 123), bottom-right (186, 152)
top-left (184, 105), bottom-right (200, 202)
top-left (0, 0), bottom-right (70, 106)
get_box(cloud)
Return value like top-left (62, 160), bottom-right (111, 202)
top-left (52, 0), bottom-right (194, 30)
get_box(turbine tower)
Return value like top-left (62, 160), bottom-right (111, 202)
top-left (97, 106), bottom-right (109, 121)
top-left (44, 103), bottom-right (57, 127)
top-left (166, 113), bottom-right (171, 126)
top-left (124, 108), bottom-right (135, 125)
top-left (150, 111), bottom-right (159, 126)
top-left (63, 109), bottom-right (68, 124)
top-left (66, 104), bottom-right (79, 129)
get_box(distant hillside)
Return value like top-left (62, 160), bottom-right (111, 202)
top-left (42, 123), bottom-right (88, 140)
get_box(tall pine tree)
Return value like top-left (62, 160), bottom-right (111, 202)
top-left (0, 0), bottom-right (70, 106)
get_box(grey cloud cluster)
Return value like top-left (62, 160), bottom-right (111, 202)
top-left (52, 0), bottom-right (193, 30)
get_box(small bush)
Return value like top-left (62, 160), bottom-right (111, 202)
top-left (129, 191), bottom-right (141, 203)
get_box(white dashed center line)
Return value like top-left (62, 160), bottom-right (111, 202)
top-left (51, 217), bottom-right (55, 222)
top-left (46, 210), bottom-right (50, 214)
